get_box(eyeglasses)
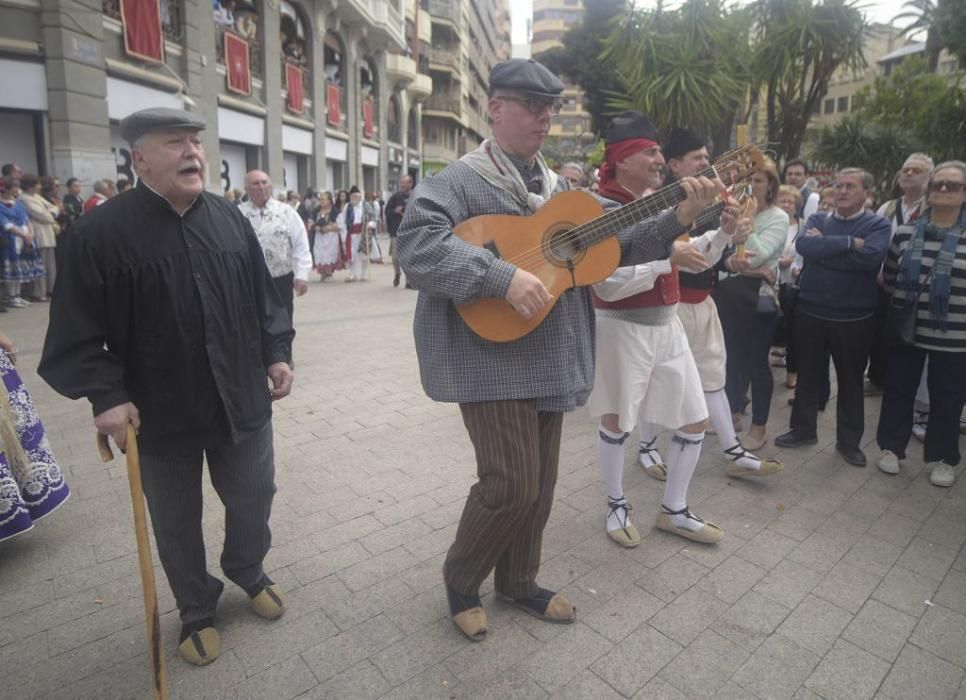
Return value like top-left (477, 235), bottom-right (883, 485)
top-left (929, 180), bottom-right (965, 193)
top-left (495, 95), bottom-right (563, 115)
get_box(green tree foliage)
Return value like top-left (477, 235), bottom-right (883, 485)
top-left (893, 0), bottom-right (944, 71)
top-left (534, 0), bottom-right (626, 136)
top-left (751, 0), bottom-right (868, 162)
top-left (601, 0), bottom-right (753, 151)
top-left (935, 0), bottom-right (966, 67)
top-left (811, 56), bottom-right (966, 189)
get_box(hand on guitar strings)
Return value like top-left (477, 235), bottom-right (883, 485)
top-left (505, 268), bottom-right (553, 319)
top-left (675, 176), bottom-right (723, 229)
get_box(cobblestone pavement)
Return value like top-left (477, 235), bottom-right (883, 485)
top-left (2, 257), bottom-right (965, 700)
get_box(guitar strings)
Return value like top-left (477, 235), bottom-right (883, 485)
top-left (497, 147), bottom-right (757, 271)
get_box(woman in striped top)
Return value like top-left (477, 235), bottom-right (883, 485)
top-left (877, 161), bottom-right (966, 487)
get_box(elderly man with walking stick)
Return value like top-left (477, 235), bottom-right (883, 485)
top-left (38, 107), bottom-right (295, 668)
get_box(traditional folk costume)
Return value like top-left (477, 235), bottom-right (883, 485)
top-left (239, 195), bottom-right (312, 323)
top-left (396, 63), bottom-right (691, 641)
top-left (587, 113), bottom-right (722, 547)
top-left (0, 348), bottom-right (69, 542)
top-left (39, 108), bottom-right (294, 666)
top-left (337, 190), bottom-right (382, 282)
top-left (0, 196), bottom-right (44, 305)
top-left (312, 208), bottom-right (344, 279)
top-left (636, 129), bottom-right (782, 482)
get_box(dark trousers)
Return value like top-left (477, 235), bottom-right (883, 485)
top-left (139, 422), bottom-right (276, 624)
top-left (866, 287), bottom-right (891, 387)
top-left (778, 283), bottom-right (799, 373)
top-left (444, 401), bottom-right (563, 599)
top-left (273, 272), bottom-right (295, 323)
top-left (790, 309), bottom-right (875, 448)
top-left (877, 345), bottom-right (966, 465)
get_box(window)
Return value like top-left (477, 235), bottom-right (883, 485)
top-left (824, 98), bottom-right (835, 114)
top-left (837, 96), bottom-right (849, 113)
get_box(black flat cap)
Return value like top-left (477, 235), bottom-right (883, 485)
top-left (120, 107), bottom-right (206, 145)
top-left (488, 59), bottom-right (564, 98)
top-left (605, 110), bottom-right (661, 146)
top-left (663, 128), bottom-right (707, 161)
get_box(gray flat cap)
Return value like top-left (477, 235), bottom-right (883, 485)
top-left (120, 107), bottom-right (206, 145)
top-left (488, 59), bottom-right (564, 98)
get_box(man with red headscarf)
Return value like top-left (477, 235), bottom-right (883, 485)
top-left (587, 111), bottom-right (742, 546)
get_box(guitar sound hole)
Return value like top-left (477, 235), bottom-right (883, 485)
top-left (545, 227), bottom-right (585, 267)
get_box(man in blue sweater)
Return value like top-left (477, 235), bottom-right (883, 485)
top-left (774, 168), bottom-right (891, 466)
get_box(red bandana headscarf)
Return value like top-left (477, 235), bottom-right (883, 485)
top-left (598, 138), bottom-right (660, 188)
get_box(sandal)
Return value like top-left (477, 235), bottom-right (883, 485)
top-left (446, 585), bottom-right (487, 641)
top-left (606, 496), bottom-right (641, 548)
top-left (638, 439), bottom-right (667, 481)
top-left (723, 443), bottom-right (784, 477)
top-left (497, 587), bottom-right (576, 624)
top-left (656, 505), bottom-right (723, 544)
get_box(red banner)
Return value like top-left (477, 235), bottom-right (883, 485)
top-left (327, 83), bottom-right (341, 127)
top-left (225, 32), bottom-right (251, 96)
top-left (363, 98), bottom-right (374, 138)
top-left (121, 0), bottom-right (164, 63)
top-left (286, 63), bottom-right (304, 114)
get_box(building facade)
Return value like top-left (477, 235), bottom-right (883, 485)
top-left (530, 0), bottom-right (591, 146)
top-left (0, 0), bottom-right (434, 198)
top-left (420, 0), bottom-right (511, 176)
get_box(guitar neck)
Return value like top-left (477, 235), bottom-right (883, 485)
top-left (577, 166), bottom-right (719, 248)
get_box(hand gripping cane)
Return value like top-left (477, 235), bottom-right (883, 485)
top-left (98, 426), bottom-right (168, 700)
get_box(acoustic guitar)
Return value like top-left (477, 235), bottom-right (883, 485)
top-left (455, 144), bottom-right (763, 342)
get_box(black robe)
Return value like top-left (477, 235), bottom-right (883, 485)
top-left (39, 180), bottom-right (294, 456)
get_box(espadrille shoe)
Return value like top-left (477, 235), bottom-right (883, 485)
top-left (655, 505), bottom-right (724, 544)
top-left (446, 585), bottom-right (487, 642)
top-left (178, 623), bottom-right (221, 666)
top-left (250, 583), bottom-right (286, 620)
top-left (606, 497), bottom-right (641, 548)
top-left (639, 439), bottom-right (667, 481)
top-left (497, 587), bottom-right (576, 624)
top-left (724, 444), bottom-right (784, 478)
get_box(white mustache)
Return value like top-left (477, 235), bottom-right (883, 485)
top-left (178, 160), bottom-right (203, 173)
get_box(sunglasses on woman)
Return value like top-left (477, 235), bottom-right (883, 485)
top-left (929, 180), bottom-right (966, 193)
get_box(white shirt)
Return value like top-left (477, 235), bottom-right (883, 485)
top-left (239, 198), bottom-right (312, 281)
top-left (801, 189), bottom-right (820, 224)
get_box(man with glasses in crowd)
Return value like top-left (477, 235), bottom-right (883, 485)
top-left (396, 58), bottom-right (720, 642)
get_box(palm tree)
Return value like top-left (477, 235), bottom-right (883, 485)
top-left (602, 0), bottom-right (753, 151)
top-left (811, 115), bottom-right (917, 192)
top-left (750, 0), bottom-right (868, 162)
top-left (893, 0), bottom-right (943, 72)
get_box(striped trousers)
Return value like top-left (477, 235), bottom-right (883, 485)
top-left (444, 400), bottom-right (563, 600)
top-left (138, 422), bottom-right (276, 624)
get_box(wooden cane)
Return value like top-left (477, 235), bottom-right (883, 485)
top-left (98, 426), bottom-right (169, 700)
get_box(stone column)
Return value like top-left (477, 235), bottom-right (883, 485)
top-left (345, 29), bottom-right (361, 189)
top-left (310, 9), bottom-right (328, 189)
top-left (40, 0), bottom-right (114, 189)
top-left (261, 0), bottom-right (283, 186)
top-left (182, 0), bottom-right (223, 192)
top-left (374, 50), bottom-right (389, 194)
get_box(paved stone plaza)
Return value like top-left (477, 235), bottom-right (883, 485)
top-left (2, 258), bottom-right (965, 699)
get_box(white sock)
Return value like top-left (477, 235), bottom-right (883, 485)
top-left (705, 389), bottom-right (738, 449)
top-left (606, 496), bottom-right (635, 533)
top-left (663, 430), bottom-right (705, 532)
top-left (598, 424), bottom-right (628, 502)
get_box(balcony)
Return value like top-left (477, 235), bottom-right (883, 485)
top-left (417, 10), bottom-right (432, 42)
top-left (103, 0), bottom-right (181, 42)
top-left (386, 53), bottom-right (417, 86)
top-left (409, 73), bottom-right (432, 100)
top-left (343, 0), bottom-right (406, 51)
top-left (428, 0), bottom-right (460, 26)
top-left (424, 95), bottom-right (461, 119)
top-left (429, 46), bottom-right (461, 74)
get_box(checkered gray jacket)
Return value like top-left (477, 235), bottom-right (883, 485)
top-left (395, 161), bottom-right (685, 411)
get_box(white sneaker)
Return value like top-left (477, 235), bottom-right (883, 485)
top-left (878, 450), bottom-right (901, 475)
top-left (8, 297), bottom-right (28, 308)
top-left (929, 462), bottom-right (956, 488)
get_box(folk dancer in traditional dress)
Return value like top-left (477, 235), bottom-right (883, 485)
top-left (636, 128), bottom-right (783, 482)
top-left (396, 60), bottom-right (722, 640)
top-left (588, 113), bottom-right (744, 547)
top-left (312, 191), bottom-right (344, 280)
top-left (338, 185), bottom-right (381, 281)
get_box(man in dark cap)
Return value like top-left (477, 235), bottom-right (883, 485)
top-left (39, 107), bottom-right (294, 667)
top-left (396, 61), bottom-right (721, 641)
top-left (589, 113), bottom-right (752, 550)
top-left (636, 127), bottom-right (783, 485)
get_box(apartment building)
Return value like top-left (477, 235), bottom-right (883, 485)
top-left (0, 0), bottom-right (434, 197)
top-left (420, 0), bottom-right (511, 175)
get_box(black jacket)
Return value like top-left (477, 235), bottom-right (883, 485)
top-left (39, 181), bottom-right (294, 455)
